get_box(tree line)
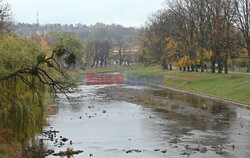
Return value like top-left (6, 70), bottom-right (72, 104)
top-left (138, 0), bottom-right (249, 73)
top-left (14, 22), bottom-right (139, 46)
top-left (84, 29), bottom-right (139, 68)
top-left (85, 38), bottom-right (112, 67)
top-left (15, 23), bottom-right (140, 68)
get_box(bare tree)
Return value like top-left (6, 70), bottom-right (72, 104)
top-left (0, 0), bottom-right (12, 32)
top-left (234, 0), bottom-right (250, 72)
top-left (101, 40), bottom-right (112, 67)
top-left (0, 51), bottom-right (77, 99)
top-left (222, 0), bottom-right (237, 73)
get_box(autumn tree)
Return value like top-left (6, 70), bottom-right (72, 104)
top-left (138, 0), bottom-right (247, 74)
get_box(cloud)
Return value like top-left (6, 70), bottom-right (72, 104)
top-left (7, 0), bottom-right (164, 26)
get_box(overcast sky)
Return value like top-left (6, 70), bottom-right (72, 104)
top-left (7, 0), bottom-right (165, 27)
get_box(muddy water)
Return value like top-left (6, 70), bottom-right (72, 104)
top-left (38, 77), bottom-right (250, 158)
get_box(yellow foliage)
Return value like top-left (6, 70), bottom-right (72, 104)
top-left (177, 56), bottom-right (191, 67)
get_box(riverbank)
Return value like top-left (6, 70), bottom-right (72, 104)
top-left (0, 129), bottom-right (21, 158)
top-left (129, 66), bottom-right (250, 106)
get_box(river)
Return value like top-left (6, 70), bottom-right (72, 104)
top-left (34, 74), bottom-right (250, 158)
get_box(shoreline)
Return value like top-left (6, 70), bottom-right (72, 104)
top-left (154, 84), bottom-right (250, 109)
top-left (122, 71), bottom-right (250, 109)
top-left (128, 67), bottom-right (250, 109)
top-left (77, 69), bottom-right (250, 109)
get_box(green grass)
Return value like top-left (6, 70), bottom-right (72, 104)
top-left (129, 66), bottom-right (250, 105)
top-left (231, 68), bottom-right (249, 73)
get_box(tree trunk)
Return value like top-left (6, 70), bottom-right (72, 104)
top-left (224, 58), bottom-right (228, 74)
top-left (195, 65), bottom-right (199, 72)
top-left (247, 55), bottom-right (250, 72)
top-left (105, 60), bottom-right (108, 67)
top-left (218, 58), bottom-right (222, 73)
top-left (231, 59), bottom-right (235, 71)
top-left (201, 60), bottom-right (204, 72)
top-left (100, 60), bottom-right (103, 67)
top-left (179, 67), bottom-right (182, 71)
top-left (162, 61), bottom-right (166, 69)
top-left (162, 61), bottom-right (168, 70)
top-left (170, 64), bottom-right (172, 71)
top-left (191, 65), bottom-right (195, 72)
top-left (211, 60), bottom-right (216, 73)
top-left (247, 40), bottom-right (250, 72)
top-left (96, 60), bottom-right (98, 67)
top-left (183, 67), bottom-right (186, 71)
top-left (187, 65), bottom-right (190, 72)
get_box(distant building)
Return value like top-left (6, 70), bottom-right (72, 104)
top-left (109, 47), bottom-right (139, 65)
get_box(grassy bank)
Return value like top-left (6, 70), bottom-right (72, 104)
top-left (231, 68), bottom-right (249, 73)
top-left (129, 66), bottom-right (250, 105)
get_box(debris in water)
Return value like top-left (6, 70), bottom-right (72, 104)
top-left (201, 104), bottom-right (207, 109)
top-left (61, 138), bottom-right (68, 142)
top-left (53, 148), bottom-right (83, 156)
top-left (181, 151), bottom-right (190, 156)
top-left (169, 137), bottom-right (181, 144)
top-left (59, 142), bottom-right (64, 146)
top-left (134, 149), bottom-right (141, 153)
top-left (47, 149), bottom-right (54, 155)
top-left (161, 150), bottom-right (167, 153)
top-left (200, 147), bottom-right (207, 153)
top-left (216, 146), bottom-right (223, 155)
top-left (171, 104), bottom-right (184, 109)
top-left (213, 145), bottom-right (223, 155)
top-left (125, 149), bottom-right (141, 153)
top-left (126, 150), bottom-right (133, 153)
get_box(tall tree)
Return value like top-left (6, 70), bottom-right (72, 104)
top-left (234, 0), bottom-right (250, 72)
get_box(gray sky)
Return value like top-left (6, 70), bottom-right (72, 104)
top-left (7, 0), bottom-right (165, 27)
